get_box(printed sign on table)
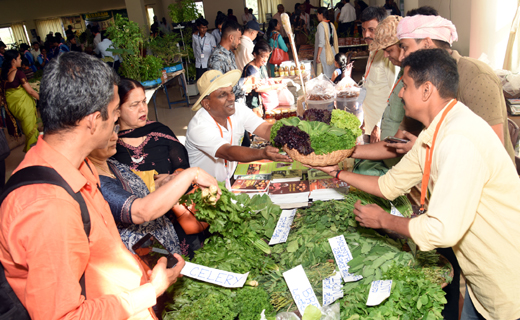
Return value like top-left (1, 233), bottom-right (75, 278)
top-left (390, 203), bottom-right (404, 217)
top-left (366, 280), bottom-right (393, 306)
top-left (181, 261), bottom-right (249, 288)
top-left (283, 265), bottom-right (321, 314)
top-left (322, 272), bottom-right (343, 306)
top-left (269, 209), bottom-right (297, 245)
top-left (328, 235), bottom-right (363, 282)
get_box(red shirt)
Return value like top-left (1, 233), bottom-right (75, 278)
top-left (0, 136), bottom-right (157, 320)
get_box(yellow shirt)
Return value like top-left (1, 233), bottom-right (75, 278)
top-left (378, 100), bottom-right (520, 320)
top-left (361, 50), bottom-right (398, 133)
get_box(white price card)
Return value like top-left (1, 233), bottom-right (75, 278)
top-left (181, 261), bottom-right (249, 288)
top-left (390, 203), bottom-right (404, 217)
top-left (322, 271), bottom-right (343, 306)
top-left (283, 265), bottom-right (321, 314)
top-left (328, 235), bottom-right (363, 282)
top-left (269, 209), bottom-right (297, 245)
top-left (366, 280), bottom-right (393, 306)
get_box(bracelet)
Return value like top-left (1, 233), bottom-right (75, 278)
top-left (335, 170), bottom-right (342, 180)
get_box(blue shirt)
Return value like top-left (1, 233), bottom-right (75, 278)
top-left (24, 51), bottom-right (37, 72)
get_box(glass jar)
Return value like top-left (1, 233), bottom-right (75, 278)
top-left (274, 110), bottom-right (282, 120)
top-left (265, 111), bottom-right (274, 120)
top-left (289, 107), bottom-right (297, 117)
top-left (282, 109), bottom-right (290, 118)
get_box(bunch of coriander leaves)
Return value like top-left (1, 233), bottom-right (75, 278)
top-left (165, 182), bottom-right (281, 320)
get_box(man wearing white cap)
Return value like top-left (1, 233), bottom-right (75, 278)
top-left (185, 70), bottom-right (292, 184)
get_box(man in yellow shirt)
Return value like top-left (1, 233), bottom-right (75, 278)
top-left (360, 6), bottom-right (397, 143)
top-left (316, 49), bottom-right (520, 319)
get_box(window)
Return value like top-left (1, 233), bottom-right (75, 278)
top-left (195, 2), bottom-right (205, 18)
top-left (245, 0), bottom-right (259, 21)
top-left (147, 7), bottom-right (155, 26)
top-left (0, 27), bottom-right (16, 48)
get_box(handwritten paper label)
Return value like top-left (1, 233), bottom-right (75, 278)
top-left (390, 203), bottom-right (404, 217)
top-left (366, 280), bottom-right (393, 306)
top-left (322, 272), bottom-right (343, 306)
top-left (328, 235), bottom-right (363, 282)
top-left (181, 261), bottom-right (249, 288)
top-left (269, 209), bottom-right (297, 245)
top-left (283, 265), bottom-right (321, 314)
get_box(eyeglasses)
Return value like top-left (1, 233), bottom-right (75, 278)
top-left (114, 124), bottom-right (120, 134)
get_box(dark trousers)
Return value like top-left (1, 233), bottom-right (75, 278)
top-left (339, 22), bottom-right (354, 36)
top-left (196, 68), bottom-right (207, 81)
top-left (436, 247), bottom-right (461, 320)
top-left (107, 60), bottom-right (121, 74)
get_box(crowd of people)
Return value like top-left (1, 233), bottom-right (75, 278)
top-left (0, 3), bottom-right (519, 320)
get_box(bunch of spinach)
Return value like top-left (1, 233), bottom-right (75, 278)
top-left (340, 264), bottom-right (447, 319)
top-left (165, 279), bottom-right (275, 320)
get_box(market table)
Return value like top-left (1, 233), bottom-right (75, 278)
top-left (144, 69), bottom-right (190, 121)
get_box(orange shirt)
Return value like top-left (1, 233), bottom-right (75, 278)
top-left (0, 136), bottom-right (157, 320)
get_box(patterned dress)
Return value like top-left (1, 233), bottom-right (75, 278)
top-left (99, 158), bottom-right (181, 255)
top-left (114, 121), bottom-right (190, 174)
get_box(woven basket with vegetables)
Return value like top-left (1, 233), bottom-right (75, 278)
top-left (270, 108), bottom-right (362, 166)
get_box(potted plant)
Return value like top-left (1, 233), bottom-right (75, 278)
top-left (169, 0), bottom-right (201, 94)
top-left (148, 33), bottom-right (187, 74)
top-left (107, 14), bottom-right (165, 86)
top-left (139, 55), bottom-right (164, 84)
top-left (106, 14), bottom-right (143, 81)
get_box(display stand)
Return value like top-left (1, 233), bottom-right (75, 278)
top-left (144, 69), bottom-right (190, 121)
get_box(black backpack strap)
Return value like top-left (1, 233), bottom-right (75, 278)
top-left (0, 166), bottom-right (91, 299)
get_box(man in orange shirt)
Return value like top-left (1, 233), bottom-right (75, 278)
top-left (0, 52), bottom-right (185, 319)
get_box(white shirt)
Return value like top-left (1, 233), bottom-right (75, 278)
top-left (273, 12), bottom-right (287, 37)
top-left (235, 35), bottom-right (255, 71)
top-left (96, 38), bottom-right (120, 61)
top-left (211, 28), bottom-right (222, 45)
top-left (339, 3), bottom-right (356, 23)
top-left (93, 33), bottom-right (102, 51)
top-left (192, 33), bottom-right (217, 68)
top-left (361, 50), bottom-right (397, 132)
top-left (300, 12), bottom-right (310, 31)
top-left (185, 102), bottom-right (264, 182)
top-left (30, 48), bottom-right (40, 61)
top-left (242, 13), bottom-right (253, 24)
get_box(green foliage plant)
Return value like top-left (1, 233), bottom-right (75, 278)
top-left (148, 33), bottom-right (187, 67)
top-left (106, 14), bottom-right (143, 81)
top-left (168, 0), bottom-right (200, 24)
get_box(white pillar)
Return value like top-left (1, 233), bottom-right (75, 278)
top-left (125, 0), bottom-right (149, 33)
top-left (469, 0), bottom-right (517, 69)
top-left (403, 0), bottom-right (418, 15)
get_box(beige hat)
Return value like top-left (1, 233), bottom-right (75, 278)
top-left (191, 69), bottom-right (242, 111)
top-left (369, 15), bottom-right (403, 52)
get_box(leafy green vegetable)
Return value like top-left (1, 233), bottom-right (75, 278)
top-left (340, 264), bottom-right (447, 319)
top-left (310, 130), bottom-right (356, 155)
top-left (302, 305), bottom-right (322, 320)
top-left (169, 185), bottom-right (448, 320)
top-left (270, 117), bottom-right (301, 146)
top-left (331, 109), bottom-right (363, 138)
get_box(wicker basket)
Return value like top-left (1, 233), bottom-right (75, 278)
top-left (283, 145), bottom-right (355, 166)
